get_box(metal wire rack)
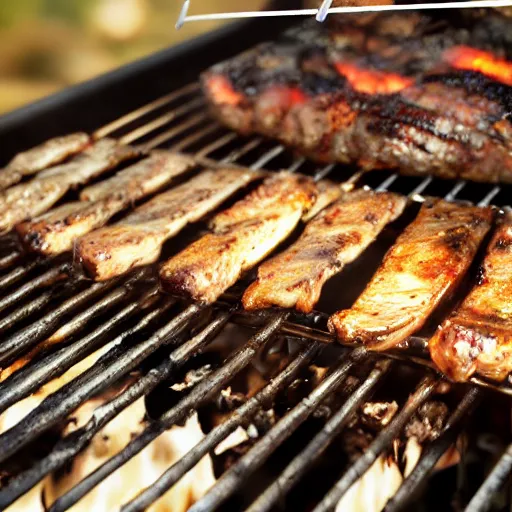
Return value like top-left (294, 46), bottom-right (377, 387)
top-left (0, 81), bottom-right (510, 512)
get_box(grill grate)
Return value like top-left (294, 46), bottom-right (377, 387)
top-left (0, 81), bottom-right (510, 512)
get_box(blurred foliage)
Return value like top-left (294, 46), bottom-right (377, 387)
top-left (0, 0), bottom-right (266, 113)
top-left (0, 0), bottom-right (40, 27)
top-left (39, 0), bottom-right (91, 25)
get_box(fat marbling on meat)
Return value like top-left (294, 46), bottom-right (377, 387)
top-left (430, 211), bottom-right (512, 382)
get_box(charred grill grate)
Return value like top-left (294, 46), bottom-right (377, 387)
top-left (0, 80), bottom-right (510, 512)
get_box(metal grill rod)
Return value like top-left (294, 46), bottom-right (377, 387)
top-left (106, 85), bottom-right (225, 151)
top-left (0, 123), bottom-right (284, 409)
top-left (0, 277), bottom-right (125, 367)
top-left (188, 346), bottom-right (369, 512)
top-left (383, 386), bottom-right (483, 512)
top-left (245, 309), bottom-right (512, 398)
top-left (121, 341), bottom-right (321, 512)
top-left (0, 262), bottom-right (69, 314)
top-left (0, 118), bottom-right (275, 363)
top-left (0, 287), bottom-right (159, 414)
top-left (0, 251), bottom-right (21, 270)
top-left (445, 180), bottom-right (467, 201)
top-left (478, 185), bottom-right (501, 207)
top-left (246, 359), bottom-right (392, 512)
top-left (170, 122), bottom-right (225, 153)
top-left (466, 443), bottom-right (512, 512)
top-left (375, 173), bottom-right (398, 192)
top-left (0, 274), bottom-right (145, 371)
top-left (178, 0), bottom-right (512, 25)
top-left (0, 259), bottom-right (40, 291)
top-left (94, 82), bottom-right (200, 139)
top-left (118, 97), bottom-right (205, 146)
top-left (3, 271), bottom-right (138, 363)
top-left (0, 290), bottom-right (54, 335)
top-left (0, 298), bottom-right (199, 464)
top-left (46, 274), bottom-right (146, 344)
top-left (194, 131), bottom-right (238, 158)
top-left (313, 164), bottom-right (336, 182)
top-left (289, 157), bottom-right (307, 173)
top-left (409, 176), bottom-right (432, 198)
top-left (221, 137), bottom-right (264, 166)
top-left (48, 312), bottom-right (288, 512)
top-left (0, 307), bottom-right (233, 510)
top-left (312, 374), bottom-right (439, 512)
top-left (144, 111), bottom-right (210, 150)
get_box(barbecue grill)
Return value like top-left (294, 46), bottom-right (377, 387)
top-left (0, 2), bottom-right (511, 511)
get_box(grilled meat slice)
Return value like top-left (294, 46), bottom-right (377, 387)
top-left (16, 152), bottom-right (194, 255)
top-left (303, 180), bottom-right (343, 222)
top-left (0, 179), bottom-right (71, 235)
top-left (429, 212), bottom-right (512, 382)
top-left (0, 139), bottom-right (140, 233)
top-left (329, 199), bottom-right (494, 350)
top-left (204, 17), bottom-right (512, 183)
top-left (159, 173), bottom-right (331, 304)
top-left (282, 90), bottom-right (512, 182)
top-left (79, 151), bottom-right (194, 202)
top-left (201, 13), bottom-right (455, 137)
top-left (202, 45), bottom-right (313, 138)
top-left (78, 168), bottom-right (259, 281)
top-left (243, 190), bottom-right (406, 313)
top-left (16, 198), bottom-right (125, 256)
top-left (201, 23), bottom-right (358, 138)
top-left (0, 133), bottom-right (90, 190)
top-left (36, 138), bottom-right (140, 184)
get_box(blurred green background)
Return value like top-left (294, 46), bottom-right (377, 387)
top-left (0, 0), bottom-right (265, 113)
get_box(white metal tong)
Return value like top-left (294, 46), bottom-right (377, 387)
top-left (176, 0), bottom-right (512, 29)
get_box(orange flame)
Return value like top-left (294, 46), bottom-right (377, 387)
top-left (286, 87), bottom-right (309, 106)
top-left (444, 46), bottom-right (512, 86)
top-left (206, 75), bottom-right (245, 106)
top-left (262, 85), bottom-right (308, 107)
top-left (335, 62), bottom-right (414, 94)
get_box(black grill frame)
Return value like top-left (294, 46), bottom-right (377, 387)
top-left (0, 8), bottom-right (511, 512)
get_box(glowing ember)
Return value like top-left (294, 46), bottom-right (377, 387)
top-left (285, 87), bottom-right (308, 106)
top-left (259, 86), bottom-right (308, 109)
top-left (206, 76), bottom-right (245, 106)
top-left (334, 62), bottom-right (414, 94)
top-left (444, 46), bottom-right (512, 86)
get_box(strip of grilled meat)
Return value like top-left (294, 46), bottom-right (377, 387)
top-left (77, 168), bottom-right (260, 281)
top-left (281, 82), bottom-right (512, 182)
top-left (0, 133), bottom-right (90, 190)
top-left (243, 189), bottom-right (406, 313)
top-left (160, 173), bottom-right (337, 305)
top-left (0, 139), bottom-right (140, 233)
top-left (203, 16), bottom-right (512, 183)
top-left (36, 138), bottom-right (140, 183)
top-left (16, 152), bottom-right (194, 255)
top-left (17, 199), bottom-right (123, 257)
top-left (329, 199), bottom-right (494, 350)
top-left (78, 151), bottom-right (194, 202)
top-left (430, 212), bottom-right (512, 382)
